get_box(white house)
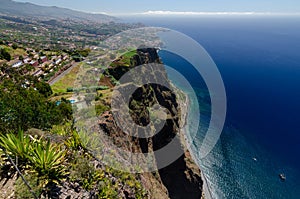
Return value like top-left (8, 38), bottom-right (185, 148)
top-left (12, 61), bottom-right (23, 68)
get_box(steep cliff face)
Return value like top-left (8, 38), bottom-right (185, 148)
top-left (99, 48), bottom-right (203, 199)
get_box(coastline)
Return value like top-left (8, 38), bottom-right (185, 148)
top-left (156, 38), bottom-right (212, 198)
top-left (201, 171), bottom-right (213, 199)
top-left (182, 89), bottom-right (212, 199)
top-left (171, 81), bottom-right (213, 199)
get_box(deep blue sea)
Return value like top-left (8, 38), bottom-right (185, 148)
top-left (121, 16), bottom-right (300, 198)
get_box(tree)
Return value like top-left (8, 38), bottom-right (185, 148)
top-left (0, 48), bottom-right (11, 61)
top-left (57, 100), bottom-right (73, 120)
top-left (72, 54), bottom-right (82, 62)
top-left (24, 64), bottom-right (34, 72)
top-left (35, 81), bottom-right (53, 97)
top-left (12, 43), bottom-right (18, 50)
top-left (0, 76), bottom-right (72, 133)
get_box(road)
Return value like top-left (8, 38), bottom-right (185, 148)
top-left (48, 62), bottom-right (80, 86)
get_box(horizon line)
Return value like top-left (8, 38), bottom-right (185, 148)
top-left (107, 11), bottom-right (300, 16)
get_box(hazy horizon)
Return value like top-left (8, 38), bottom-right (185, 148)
top-left (13, 0), bottom-right (300, 16)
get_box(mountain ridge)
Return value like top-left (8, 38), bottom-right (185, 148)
top-left (0, 0), bottom-right (116, 23)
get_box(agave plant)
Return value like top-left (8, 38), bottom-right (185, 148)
top-left (51, 123), bottom-right (72, 136)
top-left (64, 130), bottom-right (82, 150)
top-left (0, 130), bottom-right (32, 164)
top-left (28, 140), bottom-right (67, 180)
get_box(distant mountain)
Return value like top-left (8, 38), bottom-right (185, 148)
top-left (0, 0), bottom-right (116, 23)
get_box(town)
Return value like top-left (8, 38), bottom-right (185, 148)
top-left (1, 43), bottom-right (72, 82)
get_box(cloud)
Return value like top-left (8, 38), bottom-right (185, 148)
top-left (138, 11), bottom-right (300, 16)
top-left (91, 12), bottom-right (109, 15)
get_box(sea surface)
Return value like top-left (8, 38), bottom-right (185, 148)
top-left (121, 16), bottom-right (300, 198)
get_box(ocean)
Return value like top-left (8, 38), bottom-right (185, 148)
top-left (121, 16), bottom-right (300, 198)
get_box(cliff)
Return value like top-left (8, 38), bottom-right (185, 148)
top-left (0, 48), bottom-right (204, 199)
top-left (98, 48), bottom-right (204, 199)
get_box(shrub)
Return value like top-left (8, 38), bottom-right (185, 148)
top-left (95, 104), bottom-right (110, 115)
top-left (15, 172), bottom-right (44, 199)
top-left (65, 130), bottom-right (82, 150)
top-left (95, 95), bottom-right (100, 101)
top-left (12, 43), bottom-right (18, 50)
top-left (66, 87), bottom-right (74, 92)
top-left (0, 130), bottom-right (32, 164)
top-left (98, 179), bottom-right (119, 199)
top-left (0, 131), bottom-right (67, 181)
top-left (27, 140), bottom-right (67, 180)
top-left (69, 155), bottom-right (104, 190)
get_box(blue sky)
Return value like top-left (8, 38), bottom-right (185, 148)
top-left (15, 0), bottom-right (300, 15)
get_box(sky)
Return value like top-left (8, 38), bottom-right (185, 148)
top-left (14, 0), bottom-right (300, 15)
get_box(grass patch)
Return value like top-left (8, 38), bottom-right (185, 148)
top-left (50, 93), bottom-right (73, 102)
top-left (12, 48), bottom-right (26, 57)
top-left (122, 50), bottom-right (137, 60)
top-left (51, 63), bottom-right (81, 93)
top-left (110, 50), bottom-right (137, 67)
top-left (97, 89), bottom-right (113, 105)
top-left (0, 45), bottom-right (26, 57)
top-left (95, 103), bottom-right (110, 115)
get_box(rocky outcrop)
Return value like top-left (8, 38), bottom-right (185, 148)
top-left (98, 48), bottom-right (204, 199)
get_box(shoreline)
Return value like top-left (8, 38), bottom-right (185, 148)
top-left (171, 82), bottom-right (213, 199)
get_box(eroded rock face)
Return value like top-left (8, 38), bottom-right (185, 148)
top-left (98, 48), bottom-right (203, 199)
